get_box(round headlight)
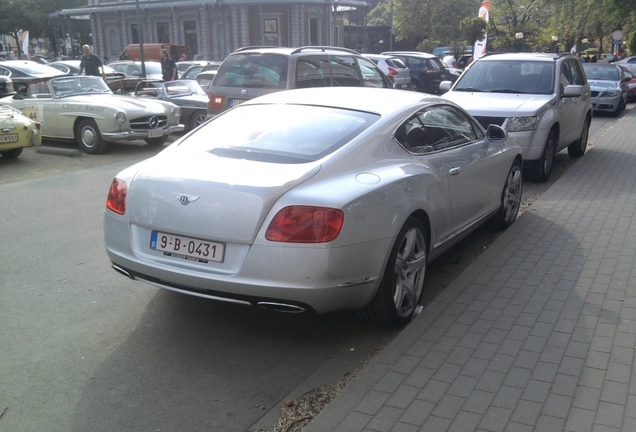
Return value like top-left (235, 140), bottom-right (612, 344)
top-left (115, 111), bottom-right (126, 124)
top-left (172, 106), bottom-right (181, 120)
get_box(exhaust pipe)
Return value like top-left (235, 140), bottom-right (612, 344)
top-left (112, 264), bottom-right (134, 279)
top-left (257, 302), bottom-right (307, 313)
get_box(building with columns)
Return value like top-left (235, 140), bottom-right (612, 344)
top-left (52, 0), bottom-right (370, 62)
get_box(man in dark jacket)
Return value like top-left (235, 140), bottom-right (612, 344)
top-left (78, 45), bottom-right (105, 78)
top-left (160, 49), bottom-right (177, 81)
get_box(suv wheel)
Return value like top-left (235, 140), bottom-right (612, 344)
top-left (568, 117), bottom-right (589, 158)
top-left (526, 129), bottom-right (557, 183)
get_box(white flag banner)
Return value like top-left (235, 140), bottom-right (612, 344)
top-left (473, 2), bottom-right (490, 59)
top-left (21, 31), bottom-right (29, 58)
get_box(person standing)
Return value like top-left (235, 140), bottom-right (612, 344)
top-left (160, 49), bottom-right (177, 81)
top-left (78, 45), bottom-right (105, 78)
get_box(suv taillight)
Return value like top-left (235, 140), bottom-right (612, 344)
top-left (207, 93), bottom-right (225, 110)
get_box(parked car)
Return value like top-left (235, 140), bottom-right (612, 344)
top-left (177, 61), bottom-right (222, 79)
top-left (0, 60), bottom-right (65, 94)
top-left (614, 56), bottom-right (636, 75)
top-left (134, 79), bottom-right (208, 131)
top-left (0, 76), bottom-right (14, 98)
top-left (441, 52), bottom-right (592, 183)
top-left (206, 46), bottom-right (391, 117)
top-left (0, 76), bottom-right (183, 154)
top-left (0, 104), bottom-right (41, 158)
top-left (103, 86), bottom-right (522, 328)
top-left (582, 63), bottom-right (630, 116)
top-left (47, 60), bottom-right (128, 93)
top-left (195, 70), bottom-right (217, 92)
top-left (107, 60), bottom-right (163, 93)
top-left (381, 51), bottom-right (448, 93)
top-left (363, 54), bottom-right (411, 89)
top-left (621, 67), bottom-right (636, 101)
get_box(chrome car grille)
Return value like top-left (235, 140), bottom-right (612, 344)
top-left (474, 116), bottom-right (506, 129)
top-left (129, 115), bottom-right (168, 130)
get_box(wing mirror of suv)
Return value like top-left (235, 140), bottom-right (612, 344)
top-left (485, 124), bottom-right (507, 142)
top-left (562, 85), bottom-right (583, 97)
top-left (439, 80), bottom-right (453, 92)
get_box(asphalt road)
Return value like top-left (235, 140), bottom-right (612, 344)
top-left (0, 108), bottom-right (627, 431)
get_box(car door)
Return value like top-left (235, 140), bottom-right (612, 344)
top-left (418, 105), bottom-right (501, 234)
top-left (17, 81), bottom-right (58, 137)
top-left (559, 59), bottom-right (589, 145)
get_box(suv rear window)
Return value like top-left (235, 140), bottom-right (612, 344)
top-left (213, 53), bottom-right (288, 89)
top-left (454, 60), bottom-right (555, 95)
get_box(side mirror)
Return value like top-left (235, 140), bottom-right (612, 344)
top-left (439, 80), bottom-right (453, 92)
top-left (486, 124), bottom-right (506, 142)
top-left (563, 85), bottom-right (583, 97)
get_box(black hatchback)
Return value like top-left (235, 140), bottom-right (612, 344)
top-left (381, 51), bottom-right (448, 94)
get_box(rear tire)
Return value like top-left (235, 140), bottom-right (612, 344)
top-left (489, 159), bottom-right (523, 231)
top-left (76, 119), bottom-right (108, 154)
top-left (568, 117), bottom-right (589, 158)
top-left (0, 148), bottom-right (23, 158)
top-left (359, 217), bottom-right (427, 328)
top-left (526, 129), bottom-right (556, 183)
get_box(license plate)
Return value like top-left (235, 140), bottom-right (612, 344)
top-left (230, 99), bottom-right (246, 107)
top-left (0, 133), bottom-right (18, 143)
top-left (150, 231), bottom-right (225, 263)
top-left (147, 129), bottom-right (163, 138)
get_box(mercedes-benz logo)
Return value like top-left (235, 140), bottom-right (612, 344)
top-left (173, 193), bottom-right (200, 205)
top-left (149, 116), bottom-right (159, 128)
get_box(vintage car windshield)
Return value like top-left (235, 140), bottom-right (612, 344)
top-left (178, 103), bottom-right (379, 163)
top-left (163, 80), bottom-right (205, 97)
top-left (49, 76), bottom-right (112, 98)
top-left (454, 60), bottom-right (556, 95)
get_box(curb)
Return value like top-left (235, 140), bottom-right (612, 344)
top-left (36, 146), bottom-right (82, 157)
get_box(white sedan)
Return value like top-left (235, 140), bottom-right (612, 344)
top-left (0, 76), bottom-right (184, 154)
top-left (104, 87), bottom-right (522, 328)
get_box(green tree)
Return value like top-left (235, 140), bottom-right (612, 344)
top-left (367, 1), bottom-right (392, 27)
top-left (0, 0), bottom-right (44, 58)
top-left (460, 16), bottom-right (487, 54)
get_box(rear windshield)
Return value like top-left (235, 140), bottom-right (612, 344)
top-left (178, 104), bottom-right (379, 163)
top-left (213, 53), bottom-right (288, 89)
top-left (454, 60), bottom-right (555, 95)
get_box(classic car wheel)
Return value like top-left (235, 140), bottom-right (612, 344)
top-left (568, 117), bottom-right (589, 158)
top-left (189, 110), bottom-right (207, 131)
top-left (489, 159), bottom-right (522, 231)
top-left (359, 217), bottom-right (427, 328)
top-left (526, 129), bottom-right (556, 183)
top-left (145, 137), bottom-right (169, 146)
top-left (0, 148), bottom-right (23, 158)
top-left (76, 119), bottom-right (108, 154)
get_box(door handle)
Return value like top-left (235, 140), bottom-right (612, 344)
top-left (449, 167), bottom-right (461, 175)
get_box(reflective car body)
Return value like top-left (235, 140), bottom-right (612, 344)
top-left (381, 51), bottom-right (448, 93)
top-left (363, 54), bottom-right (411, 89)
top-left (0, 104), bottom-right (41, 158)
top-left (0, 60), bottom-right (65, 94)
top-left (104, 87), bottom-right (522, 328)
top-left (615, 56), bottom-right (636, 75)
top-left (0, 76), bottom-right (183, 154)
top-left (134, 79), bottom-right (208, 131)
top-left (583, 63), bottom-right (629, 116)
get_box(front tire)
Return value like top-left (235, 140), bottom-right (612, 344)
top-left (76, 119), bottom-right (108, 154)
top-left (0, 148), bottom-right (23, 158)
top-left (526, 129), bottom-right (556, 183)
top-left (568, 117), bottom-right (589, 158)
top-left (359, 218), bottom-right (428, 328)
top-left (490, 159), bottom-right (523, 231)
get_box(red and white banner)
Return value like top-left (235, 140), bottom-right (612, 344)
top-left (473, 1), bottom-right (490, 59)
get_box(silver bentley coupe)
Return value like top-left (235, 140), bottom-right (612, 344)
top-left (104, 87), bottom-right (523, 328)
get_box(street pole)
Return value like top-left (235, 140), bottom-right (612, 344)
top-left (135, 0), bottom-right (146, 78)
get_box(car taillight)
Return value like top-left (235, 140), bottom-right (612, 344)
top-left (265, 206), bottom-right (344, 243)
top-left (387, 67), bottom-right (399, 76)
top-left (207, 93), bottom-right (225, 110)
top-left (106, 178), bottom-right (127, 215)
top-left (425, 70), bottom-right (437, 76)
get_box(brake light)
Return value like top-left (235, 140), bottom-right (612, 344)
top-left (387, 67), bottom-right (399, 76)
top-left (266, 206), bottom-right (344, 243)
top-left (425, 70), bottom-right (437, 76)
top-left (106, 178), bottom-right (127, 215)
top-left (207, 93), bottom-right (225, 110)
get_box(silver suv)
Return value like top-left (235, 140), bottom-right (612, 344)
top-left (441, 53), bottom-right (592, 182)
top-left (207, 46), bottom-right (391, 117)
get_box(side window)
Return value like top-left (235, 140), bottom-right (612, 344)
top-left (330, 56), bottom-right (361, 87)
top-left (0, 67), bottom-right (9, 76)
top-left (427, 59), bottom-right (442, 72)
top-left (560, 62), bottom-right (572, 92)
top-left (295, 55), bottom-right (331, 88)
top-left (357, 57), bottom-right (386, 88)
top-left (569, 60), bottom-right (586, 85)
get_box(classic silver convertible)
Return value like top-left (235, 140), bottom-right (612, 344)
top-left (0, 76), bottom-right (184, 154)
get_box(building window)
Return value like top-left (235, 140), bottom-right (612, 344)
top-left (263, 19), bottom-right (278, 46)
top-left (131, 24), bottom-right (139, 44)
top-left (157, 22), bottom-right (170, 43)
top-left (309, 18), bottom-right (319, 45)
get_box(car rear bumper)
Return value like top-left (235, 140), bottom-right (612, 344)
top-left (102, 124), bottom-right (184, 141)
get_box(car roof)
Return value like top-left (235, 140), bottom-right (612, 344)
top-left (479, 52), bottom-right (573, 62)
top-left (231, 46), bottom-right (360, 56)
top-left (241, 86), bottom-right (445, 115)
top-left (381, 51), bottom-right (436, 58)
